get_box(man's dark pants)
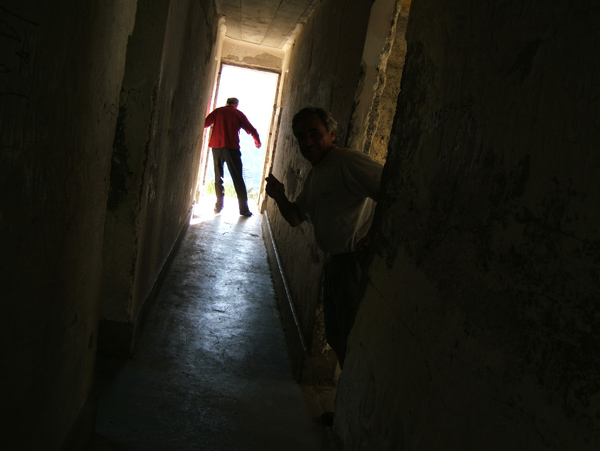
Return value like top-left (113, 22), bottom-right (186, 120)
top-left (212, 147), bottom-right (250, 213)
top-left (322, 252), bottom-right (362, 367)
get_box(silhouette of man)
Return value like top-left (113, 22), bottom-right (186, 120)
top-left (204, 97), bottom-right (261, 216)
top-left (265, 106), bottom-right (383, 369)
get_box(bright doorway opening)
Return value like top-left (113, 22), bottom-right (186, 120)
top-left (199, 64), bottom-right (279, 214)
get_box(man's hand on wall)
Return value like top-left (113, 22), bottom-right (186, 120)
top-left (265, 173), bottom-right (304, 227)
top-left (265, 173), bottom-right (285, 202)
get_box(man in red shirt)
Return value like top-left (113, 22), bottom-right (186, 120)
top-left (204, 97), bottom-right (261, 216)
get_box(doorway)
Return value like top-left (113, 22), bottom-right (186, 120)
top-left (198, 64), bottom-right (280, 212)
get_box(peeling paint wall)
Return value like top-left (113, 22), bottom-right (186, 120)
top-left (221, 38), bottom-right (284, 71)
top-left (266, 0), bottom-right (374, 380)
top-left (98, 0), bottom-right (219, 355)
top-left (127, 0), bottom-right (219, 331)
top-left (336, 0), bottom-right (600, 449)
top-left (362, 0), bottom-right (409, 162)
top-left (346, 0), bottom-right (401, 158)
top-left (0, 1), bottom-right (136, 448)
top-left (0, 0), bottom-right (220, 445)
top-left (101, 0), bottom-right (172, 324)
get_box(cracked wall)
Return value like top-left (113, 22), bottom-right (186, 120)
top-left (126, 0), bottom-right (219, 341)
top-left (101, 0), bottom-right (172, 326)
top-left (335, 0), bottom-right (600, 449)
top-left (99, 0), bottom-right (220, 355)
top-left (0, 0), bottom-right (221, 445)
top-left (0, 1), bottom-right (136, 448)
top-left (347, 0), bottom-right (409, 162)
top-left (361, 1), bottom-right (409, 162)
top-left (221, 38), bottom-right (284, 71)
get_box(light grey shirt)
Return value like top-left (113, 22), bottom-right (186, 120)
top-left (295, 147), bottom-right (383, 255)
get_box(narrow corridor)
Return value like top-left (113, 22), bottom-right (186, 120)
top-left (92, 198), bottom-right (333, 450)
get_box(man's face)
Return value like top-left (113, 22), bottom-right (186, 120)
top-left (292, 114), bottom-right (336, 165)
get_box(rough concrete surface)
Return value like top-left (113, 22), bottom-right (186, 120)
top-left (221, 38), bottom-right (284, 71)
top-left (215, 0), bottom-right (316, 48)
top-left (335, 0), bottom-right (600, 449)
top-left (362, 3), bottom-right (409, 162)
top-left (126, 0), bottom-right (219, 327)
top-left (101, 0), bottom-right (173, 323)
top-left (0, 1), bottom-right (136, 448)
top-left (93, 199), bottom-right (333, 450)
top-left (347, 0), bottom-right (403, 158)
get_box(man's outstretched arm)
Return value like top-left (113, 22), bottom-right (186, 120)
top-left (239, 114), bottom-right (261, 148)
top-left (265, 174), bottom-right (304, 227)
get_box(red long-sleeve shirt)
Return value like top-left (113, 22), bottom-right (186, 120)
top-left (204, 105), bottom-right (261, 149)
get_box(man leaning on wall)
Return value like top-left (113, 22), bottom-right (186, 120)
top-left (265, 106), bottom-right (383, 423)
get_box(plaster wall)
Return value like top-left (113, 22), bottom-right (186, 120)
top-left (101, 0), bottom-right (172, 323)
top-left (336, 0), bottom-right (600, 449)
top-left (266, 0), bottom-right (374, 378)
top-left (128, 0), bottom-right (219, 330)
top-left (221, 38), bottom-right (284, 71)
top-left (0, 1), bottom-right (135, 448)
top-left (361, 1), bottom-right (409, 162)
top-left (346, 0), bottom-right (400, 156)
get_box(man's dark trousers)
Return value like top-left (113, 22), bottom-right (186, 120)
top-left (212, 147), bottom-right (250, 213)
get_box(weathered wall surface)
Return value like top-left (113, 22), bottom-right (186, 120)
top-left (101, 0), bottom-right (172, 324)
top-left (221, 38), bottom-right (284, 71)
top-left (346, 0), bottom-right (401, 158)
top-left (128, 0), bottom-right (219, 329)
top-left (0, 1), bottom-right (135, 448)
top-left (266, 0), bottom-right (374, 376)
top-left (336, 0), bottom-right (600, 449)
top-left (361, 0), bottom-right (409, 162)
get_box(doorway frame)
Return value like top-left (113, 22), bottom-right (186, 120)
top-left (196, 62), bottom-right (282, 209)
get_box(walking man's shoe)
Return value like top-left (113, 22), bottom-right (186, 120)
top-left (240, 210), bottom-right (252, 217)
top-left (214, 202), bottom-right (223, 214)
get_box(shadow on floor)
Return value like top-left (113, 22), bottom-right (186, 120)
top-left (91, 197), bottom-right (336, 450)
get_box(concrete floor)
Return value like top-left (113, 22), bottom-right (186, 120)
top-left (91, 197), bottom-right (335, 450)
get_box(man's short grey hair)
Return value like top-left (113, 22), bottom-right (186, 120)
top-left (226, 97), bottom-right (239, 105)
top-left (292, 106), bottom-right (338, 132)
